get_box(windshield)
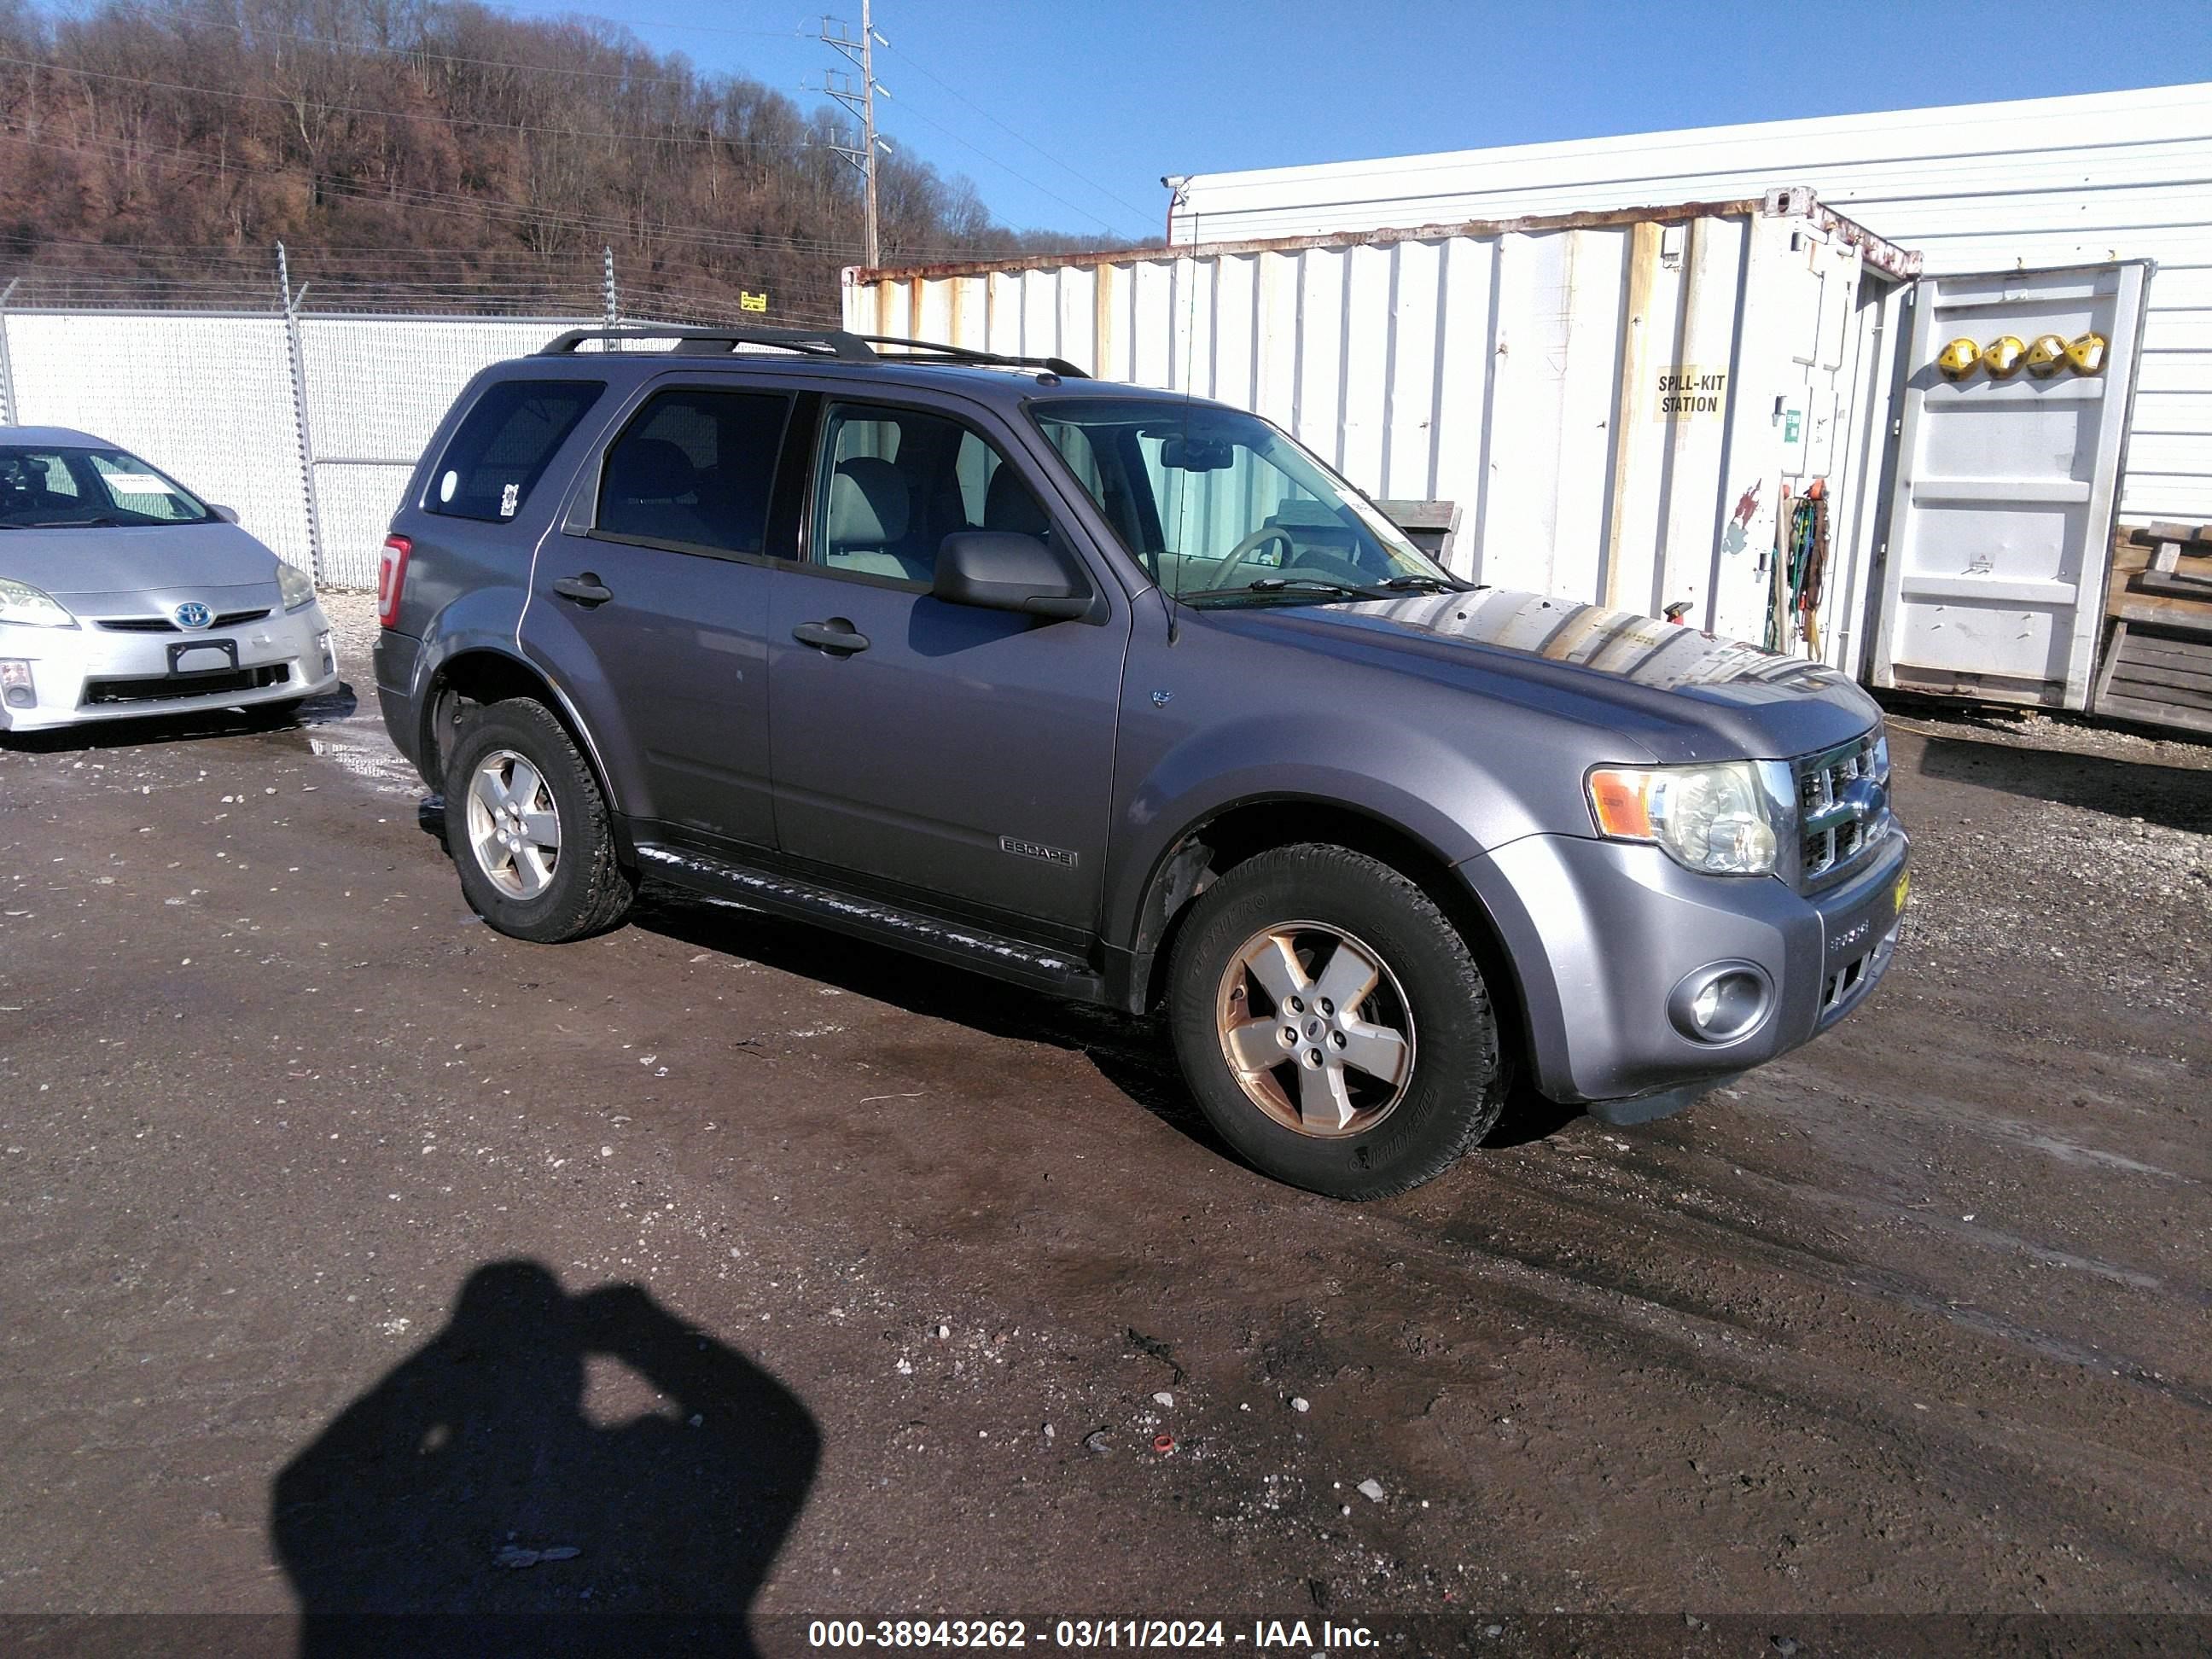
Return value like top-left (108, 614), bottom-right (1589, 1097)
top-left (1029, 399), bottom-right (1458, 606)
top-left (0, 445), bottom-right (215, 529)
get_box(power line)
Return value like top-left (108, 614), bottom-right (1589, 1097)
top-left (0, 51), bottom-right (814, 151)
top-left (875, 95), bottom-right (1124, 243)
top-left (0, 128), bottom-right (1038, 270)
top-left (876, 38), bottom-right (1156, 233)
top-left (94, 4), bottom-right (760, 92)
top-left (0, 127), bottom-right (870, 260)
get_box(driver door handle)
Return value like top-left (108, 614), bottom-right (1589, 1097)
top-left (552, 574), bottom-right (614, 606)
top-left (792, 619), bottom-right (870, 655)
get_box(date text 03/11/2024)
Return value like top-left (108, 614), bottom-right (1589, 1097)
top-left (805, 1618), bottom-right (1379, 1650)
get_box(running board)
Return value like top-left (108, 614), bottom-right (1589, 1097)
top-left (633, 843), bottom-right (1107, 1002)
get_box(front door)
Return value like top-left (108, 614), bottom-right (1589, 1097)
top-left (528, 383), bottom-right (795, 847)
top-left (1873, 262), bottom-right (2149, 710)
top-left (766, 396), bottom-right (1129, 935)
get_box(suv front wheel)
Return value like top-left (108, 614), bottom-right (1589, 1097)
top-left (444, 697), bottom-right (636, 944)
top-left (1166, 844), bottom-right (1505, 1199)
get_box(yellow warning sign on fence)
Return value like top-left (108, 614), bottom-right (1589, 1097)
top-left (740, 291), bottom-right (768, 313)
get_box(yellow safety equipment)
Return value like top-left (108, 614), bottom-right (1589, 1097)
top-left (2025, 334), bottom-right (2068, 376)
top-left (2065, 332), bottom-right (2108, 374)
top-left (1936, 337), bottom-right (1981, 380)
top-left (1981, 335), bottom-right (2027, 378)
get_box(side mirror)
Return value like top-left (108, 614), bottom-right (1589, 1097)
top-left (932, 531), bottom-right (1093, 621)
top-left (208, 504), bottom-right (242, 524)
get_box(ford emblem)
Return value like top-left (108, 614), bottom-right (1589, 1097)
top-left (1840, 776), bottom-right (1883, 822)
top-left (173, 601), bottom-right (213, 630)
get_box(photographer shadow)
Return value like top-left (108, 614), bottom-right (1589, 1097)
top-left (271, 1260), bottom-right (818, 1656)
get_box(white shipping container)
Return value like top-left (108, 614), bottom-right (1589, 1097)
top-left (1165, 82), bottom-right (2212, 525)
top-left (846, 191), bottom-right (1918, 667)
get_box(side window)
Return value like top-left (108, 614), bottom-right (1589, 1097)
top-left (596, 389), bottom-right (791, 557)
top-left (814, 403), bottom-right (1049, 584)
top-left (427, 378), bottom-right (604, 522)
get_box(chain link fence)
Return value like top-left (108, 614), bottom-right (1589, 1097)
top-left (0, 246), bottom-right (806, 587)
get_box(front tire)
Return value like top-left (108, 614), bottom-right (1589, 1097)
top-left (444, 698), bottom-right (634, 944)
top-left (1166, 844), bottom-right (1504, 1199)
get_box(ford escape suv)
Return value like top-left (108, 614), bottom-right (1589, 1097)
top-left (375, 327), bottom-right (1907, 1200)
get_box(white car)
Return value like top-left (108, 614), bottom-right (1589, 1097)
top-left (0, 426), bottom-right (338, 732)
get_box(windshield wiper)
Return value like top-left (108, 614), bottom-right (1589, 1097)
top-left (1233, 576), bottom-right (1397, 602)
top-left (39, 516), bottom-right (123, 528)
top-left (1377, 574), bottom-right (1467, 592)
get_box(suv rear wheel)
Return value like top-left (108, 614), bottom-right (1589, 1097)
top-left (1166, 844), bottom-right (1504, 1198)
top-left (445, 697), bottom-right (635, 943)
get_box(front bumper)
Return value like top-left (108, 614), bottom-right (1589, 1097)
top-left (0, 602), bottom-right (340, 732)
top-left (1458, 828), bottom-right (1909, 1111)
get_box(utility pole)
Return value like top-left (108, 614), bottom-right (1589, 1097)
top-left (819, 1), bottom-right (889, 267)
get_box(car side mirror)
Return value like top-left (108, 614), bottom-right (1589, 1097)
top-left (208, 504), bottom-right (241, 524)
top-left (932, 531), bottom-right (1094, 621)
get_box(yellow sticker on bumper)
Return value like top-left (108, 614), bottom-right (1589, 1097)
top-left (1894, 870), bottom-right (1912, 913)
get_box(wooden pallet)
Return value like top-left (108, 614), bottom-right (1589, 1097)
top-left (2095, 523), bottom-right (2212, 735)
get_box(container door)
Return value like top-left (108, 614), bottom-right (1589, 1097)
top-left (1871, 262), bottom-right (2148, 709)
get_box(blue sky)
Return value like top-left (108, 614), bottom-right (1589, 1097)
top-left (499, 0), bottom-right (2212, 241)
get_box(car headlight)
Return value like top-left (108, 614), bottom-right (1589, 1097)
top-left (276, 562), bottom-right (317, 612)
top-left (0, 577), bottom-right (78, 628)
top-left (1586, 760), bottom-right (1790, 876)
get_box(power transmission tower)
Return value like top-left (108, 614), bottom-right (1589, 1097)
top-left (818, 1), bottom-right (890, 267)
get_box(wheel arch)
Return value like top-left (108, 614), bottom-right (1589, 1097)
top-left (1125, 795), bottom-right (1534, 1078)
top-left (421, 647), bottom-right (628, 844)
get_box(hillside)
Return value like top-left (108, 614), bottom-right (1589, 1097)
top-left (0, 0), bottom-right (1134, 322)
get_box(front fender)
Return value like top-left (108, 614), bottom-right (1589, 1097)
top-left (1100, 703), bottom-right (1552, 949)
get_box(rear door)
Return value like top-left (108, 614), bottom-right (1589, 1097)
top-left (527, 381), bottom-right (795, 848)
top-left (765, 393), bottom-right (1130, 934)
top-left (1872, 262), bottom-right (2149, 709)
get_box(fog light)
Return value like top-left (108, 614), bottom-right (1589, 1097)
top-left (0, 659), bottom-right (32, 708)
top-left (317, 631), bottom-right (335, 677)
top-left (1668, 962), bottom-right (1773, 1045)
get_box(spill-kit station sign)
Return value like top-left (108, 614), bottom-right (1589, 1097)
top-left (1656, 365), bottom-right (1728, 419)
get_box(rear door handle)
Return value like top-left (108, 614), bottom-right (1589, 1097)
top-left (792, 620), bottom-right (870, 655)
top-left (552, 574), bottom-right (614, 605)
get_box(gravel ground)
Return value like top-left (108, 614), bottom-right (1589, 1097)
top-left (1, 607), bottom-right (2207, 1653)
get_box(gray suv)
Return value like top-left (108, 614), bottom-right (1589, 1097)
top-left (375, 327), bottom-right (1907, 1199)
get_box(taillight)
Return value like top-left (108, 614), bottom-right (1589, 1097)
top-left (376, 535), bottom-right (411, 628)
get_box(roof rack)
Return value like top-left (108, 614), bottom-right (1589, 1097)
top-left (538, 325), bottom-right (876, 359)
top-left (849, 335), bottom-right (1090, 379)
top-left (536, 324), bottom-right (1088, 378)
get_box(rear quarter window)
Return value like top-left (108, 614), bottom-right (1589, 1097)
top-left (427, 379), bottom-right (604, 522)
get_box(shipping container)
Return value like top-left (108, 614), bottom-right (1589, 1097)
top-left (1164, 81), bottom-right (2212, 526)
top-left (846, 190), bottom-right (1917, 667)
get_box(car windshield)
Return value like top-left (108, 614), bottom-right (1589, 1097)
top-left (0, 445), bottom-right (215, 528)
top-left (1028, 399), bottom-right (1458, 606)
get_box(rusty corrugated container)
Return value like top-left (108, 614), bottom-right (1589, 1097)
top-left (845, 189), bottom-right (1918, 667)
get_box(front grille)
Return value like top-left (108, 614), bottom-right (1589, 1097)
top-left (1796, 731), bottom-right (1890, 888)
top-left (95, 608), bottom-right (271, 633)
top-left (82, 664), bottom-right (289, 705)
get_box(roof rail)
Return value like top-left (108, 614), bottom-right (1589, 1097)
top-left (537, 325), bottom-right (877, 359)
top-left (535, 324), bottom-right (1089, 378)
top-left (851, 335), bottom-right (1090, 379)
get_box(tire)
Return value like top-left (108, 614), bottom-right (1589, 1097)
top-left (1166, 844), bottom-right (1504, 1199)
top-left (443, 697), bottom-right (635, 944)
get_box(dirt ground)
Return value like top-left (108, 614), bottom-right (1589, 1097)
top-left (2, 593), bottom-right (2208, 1654)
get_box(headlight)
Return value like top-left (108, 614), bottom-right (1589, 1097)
top-left (1586, 760), bottom-right (1790, 876)
top-left (0, 577), bottom-right (78, 628)
top-left (276, 562), bottom-right (317, 612)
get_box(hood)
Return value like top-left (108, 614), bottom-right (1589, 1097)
top-left (2, 521), bottom-right (285, 609)
top-left (1214, 587), bottom-right (1882, 761)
